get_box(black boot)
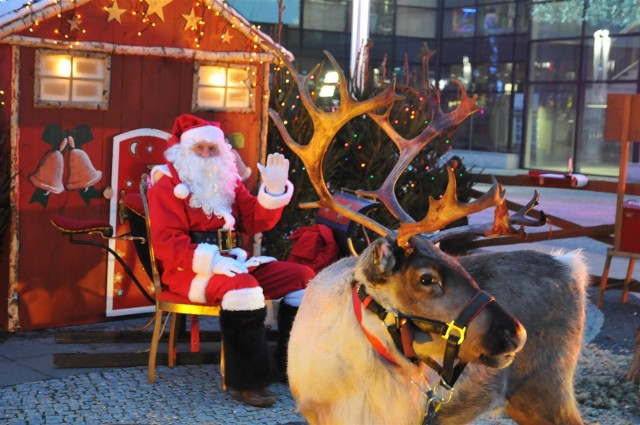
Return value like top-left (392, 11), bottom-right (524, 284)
top-left (276, 302), bottom-right (299, 382)
top-left (219, 307), bottom-right (278, 407)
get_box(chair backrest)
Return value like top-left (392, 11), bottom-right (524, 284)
top-left (122, 174), bottom-right (162, 300)
top-left (138, 175), bottom-right (163, 298)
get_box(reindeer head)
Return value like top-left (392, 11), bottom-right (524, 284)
top-left (355, 236), bottom-right (526, 370)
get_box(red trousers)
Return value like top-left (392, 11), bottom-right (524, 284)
top-left (204, 260), bottom-right (314, 306)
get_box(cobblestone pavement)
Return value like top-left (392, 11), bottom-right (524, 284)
top-left (0, 365), bottom-right (304, 424)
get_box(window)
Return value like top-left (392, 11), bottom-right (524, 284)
top-left (35, 50), bottom-right (110, 109)
top-left (194, 64), bottom-right (255, 111)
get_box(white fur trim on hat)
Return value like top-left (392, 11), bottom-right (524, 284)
top-left (257, 180), bottom-right (294, 210)
top-left (188, 274), bottom-right (210, 303)
top-left (193, 243), bottom-right (220, 275)
top-left (221, 287), bottom-right (266, 311)
top-left (181, 125), bottom-right (225, 149)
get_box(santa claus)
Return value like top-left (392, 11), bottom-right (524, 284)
top-left (148, 113), bottom-right (315, 407)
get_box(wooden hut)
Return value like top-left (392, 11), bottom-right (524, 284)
top-left (0, 0), bottom-right (288, 331)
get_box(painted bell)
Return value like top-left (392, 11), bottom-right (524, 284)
top-left (28, 149), bottom-right (65, 194)
top-left (65, 148), bottom-right (102, 190)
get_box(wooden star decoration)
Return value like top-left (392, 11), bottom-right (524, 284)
top-left (221, 29), bottom-right (233, 44)
top-left (182, 8), bottom-right (199, 30)
top-left (67, 16), bottom-right (82, 31)
top-left (145, 0), bottom-right (172, 22)
top-left (106, 1), bottom-right (127, 24)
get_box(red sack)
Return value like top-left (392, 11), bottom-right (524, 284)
top-left (287, 224), bottom-right (340, 273)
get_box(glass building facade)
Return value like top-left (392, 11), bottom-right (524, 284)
top-left (229, 0), bottom-right (640, 177)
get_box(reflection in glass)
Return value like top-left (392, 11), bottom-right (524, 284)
top-left (578, 83), bottom-right (636, 176)
top-left (525, 84), bottom-right (577, 171)
top-left (530, 40), bottom-right (580, 81)
top-left (584, 34), bottom-right (640, 81)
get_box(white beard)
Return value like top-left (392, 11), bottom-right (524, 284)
top-left (165, 142), bottom-right (239, 226)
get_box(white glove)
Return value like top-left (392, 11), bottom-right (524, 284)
top-left (228, 247), bottom-right (248, 263)
top-left (257, 153), bottom-right (289, 195)
top-left (243, 255), bottom-right (277, 268)
top-left (212, 256), bottom-right (248, 277)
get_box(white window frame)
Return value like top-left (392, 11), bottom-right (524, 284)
top-left (193, 62), bottom-right (256, 112)
top-left (35, 49), bottom-right (110, 109)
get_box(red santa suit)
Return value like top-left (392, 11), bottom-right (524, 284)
top-left (148, 166), bottom-right (313, 308)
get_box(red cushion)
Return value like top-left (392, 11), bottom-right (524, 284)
top-left (50, 213), bottom-right (112, 236)
top-left (123, 193), bottom-right (145, 217)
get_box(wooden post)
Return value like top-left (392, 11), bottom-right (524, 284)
top-left (626, 328), bottom-right (640, 384)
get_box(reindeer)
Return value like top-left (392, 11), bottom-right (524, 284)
top-left (268, 51), bottom-right (587, 425)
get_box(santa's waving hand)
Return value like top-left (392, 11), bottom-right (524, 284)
top-left (257, 153), bottom-right (289, 196)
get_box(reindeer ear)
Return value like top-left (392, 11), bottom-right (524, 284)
top-left (358, 238), bottom-right (396, 283)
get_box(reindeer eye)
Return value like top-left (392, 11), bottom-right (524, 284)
top-left (419, 270), bottom-right (442, 288)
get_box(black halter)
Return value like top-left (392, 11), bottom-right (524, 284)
top-left (353, 282), bottom-right (496, 388)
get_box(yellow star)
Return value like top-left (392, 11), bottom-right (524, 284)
top-left (182, 8), bottom-right (199, 30)
top-left (145, 0), bottom-right (172, 22)
top-left (221, 29), bottom-right (233, 44)
top-left (106, 1), bottom-right (127, 24)
top-left (67, 16), bottom-right (82, 31)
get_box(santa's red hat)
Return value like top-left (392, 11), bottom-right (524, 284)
top-left (167, 114), bottom-right (224, 199)
top-left (169, 113), bottom-right (224, 149)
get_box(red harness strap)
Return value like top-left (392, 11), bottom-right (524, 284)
top-left (352, 285), bottom-right (401, 366)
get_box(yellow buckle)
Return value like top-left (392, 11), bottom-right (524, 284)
top-left (442, 321), bottom-right (466, 345)
top-left (217, 229), bottom-right (236, 253)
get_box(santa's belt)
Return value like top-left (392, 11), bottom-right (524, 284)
top-left (190, 230), bottom-right (241, 253)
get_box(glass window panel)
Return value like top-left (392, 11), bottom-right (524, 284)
top-left (478, 4), bottom-right (516, 36)
top-left (197, 87), bottom-right (225, 108)
top-left (530, 0), bottom-right (583, 39)
top-left (370, 2), bottom-right (393, 36)
top-left (399, 0), bottom-right (436, 6)
top-left (72, 81), bottom-right (103, 102)
top-left (443, 7), bottom-right (477, 38)
top-left (36, 50), bottom-right (110, 109)
top-left (524, 83), bottom-right (577, 171)
top-left (73, 57), bottom-right (104, 79)
top-left (199, 66), bottom-right (227, 86)
top-left (303, 0), bottom-right (348, 32)
top-left (583, 34), bottom-right (640, 81)
top-left (40, 79), bottom-right (70, 101)
top-left (227, 0), bottom-right (300, 26)
top-left (195, 64), bottom-right (255, 111)
top-left (226, 88), bottom-right (250, 108)
top-left (530, 40), bottom-right (581, 81)
top-left (443, 90), bottom-right (513, 153)
top-left (227, 68), bottom-right (249, 87)
top-left (40, 54), bottom-right (71, 77)
top-left (439, 39), bottom-right (475, 64)
top-left (577, 83), bottom-right (637, 176)
top-left (395, 7), bottom-right (436, 38)
top-left (444, 0), bottom-right (476, 6)
top-left (515, 2), bottom-right (530, 34)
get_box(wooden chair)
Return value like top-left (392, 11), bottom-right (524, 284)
top-left (123, 176), bottom-right (224, 387)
